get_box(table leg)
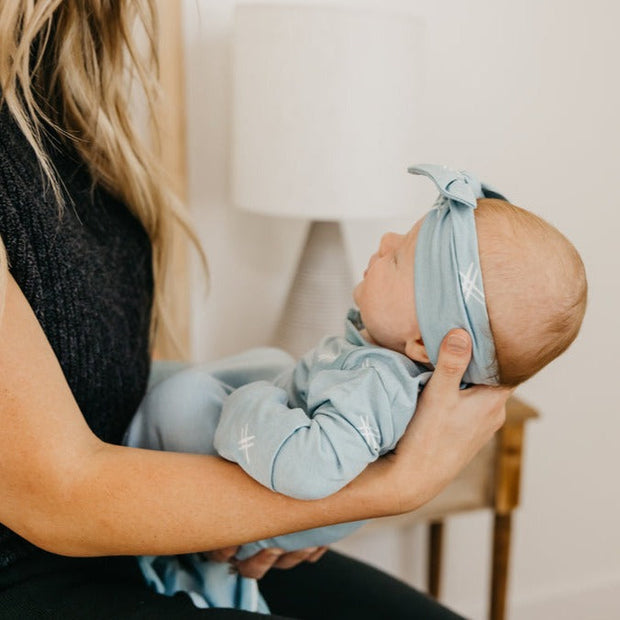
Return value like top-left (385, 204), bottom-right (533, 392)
top-left (489, 512), bottom-right (512, 620)
top-left (428, 520), bottom-right (444, 599)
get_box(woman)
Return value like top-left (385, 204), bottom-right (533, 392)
top-left (0, 2), bottom-right (510, 618)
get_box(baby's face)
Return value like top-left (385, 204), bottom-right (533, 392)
top-left (353, 218), bottom-right (426, 358)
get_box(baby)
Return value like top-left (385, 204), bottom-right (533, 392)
top-left (124, 163), bottom-right (587, 612)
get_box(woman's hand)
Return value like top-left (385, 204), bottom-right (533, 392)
top-left (205, 546), bottom-right (328, 579)
top-left (203, 331), bottom-right (510, 571)
top-left (381, 328), bottom-right (513, 514)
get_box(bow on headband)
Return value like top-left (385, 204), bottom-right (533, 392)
top-left (408, 164), bottom-right (507, 385)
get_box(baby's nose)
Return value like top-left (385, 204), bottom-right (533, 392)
top-left (379, 232), bottom-right (399, 253)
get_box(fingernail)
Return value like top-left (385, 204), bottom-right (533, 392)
top-left (266, 549), bottom-right (284, 557)
top-left (447, 333), bottom-right (468, 353)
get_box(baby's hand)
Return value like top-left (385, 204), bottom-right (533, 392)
top-left (205, 545), bottom-right (328, 579)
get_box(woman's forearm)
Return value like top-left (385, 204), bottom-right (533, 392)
top-left (21, 440), bottom-right (402, 558)
top-left (0, 275), bottom-right (409, 558)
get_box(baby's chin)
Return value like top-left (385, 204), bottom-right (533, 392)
top-left (359, 328), bottom-right (377, 346)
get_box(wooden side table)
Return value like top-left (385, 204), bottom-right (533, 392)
top-left (429, 396), bottom-right (538, 620)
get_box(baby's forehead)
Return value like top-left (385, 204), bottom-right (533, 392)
top-left (408, 213), bottom-right (429, 254)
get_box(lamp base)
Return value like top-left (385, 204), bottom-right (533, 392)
top-left (272, 221), bottom-right (354, 359)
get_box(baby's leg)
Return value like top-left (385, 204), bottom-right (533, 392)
top-left (202, 346), bottom-right (294, 388)
top-left (125, 364), bottom-right (232, 455)
top-left (126, 348), bottom-right (295, 454)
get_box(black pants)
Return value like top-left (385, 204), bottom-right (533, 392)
top-left (0, 550), bottom-right (466, 619)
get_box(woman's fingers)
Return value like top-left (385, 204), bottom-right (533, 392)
top-left (306, 546), bottom-right (329, 563)
top-left (204, 545), bottom-right (329, 579)
top-left (271, 547), bottom-right (321, 570)
top-left (232, 546), bottom-right (327, 579)
top-left (232, 548), bottom-right (285, 579)
top-left (204, 545), bottom-right (239, 563)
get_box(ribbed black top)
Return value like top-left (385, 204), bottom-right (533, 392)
top-left (0, 104), bottom-right (154, 568)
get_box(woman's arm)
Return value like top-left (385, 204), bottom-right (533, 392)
top-left (0, 274), bottom-right (509, 558)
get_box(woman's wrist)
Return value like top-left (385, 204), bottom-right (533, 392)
top-left (340, 453), bottom-right (424, 519)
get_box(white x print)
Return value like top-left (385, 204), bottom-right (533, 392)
top-left (357, 416), bottom-right (380, 451)
top-left (460, 261), bottom-right (485, 305)
top-left (238, 423), bottom-right (255, 464)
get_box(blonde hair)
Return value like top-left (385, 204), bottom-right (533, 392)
top-left (0, 0), bottom-right (206, 354)
top-left (476, 199), bottom-right (587, 386)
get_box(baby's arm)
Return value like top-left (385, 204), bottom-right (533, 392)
top-left (214, 363), bottom-right (422, 501)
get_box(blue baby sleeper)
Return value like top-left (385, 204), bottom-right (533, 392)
top-left (124, 164), bottom-right (507, 612)
top-left (125, 315), bottom-right (431, 613)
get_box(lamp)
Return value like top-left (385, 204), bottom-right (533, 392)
top-left (231, 4), bottom-right (423, 358)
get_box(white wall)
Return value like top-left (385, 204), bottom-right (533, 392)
top-left (182, 1), bottom-right (620, 618)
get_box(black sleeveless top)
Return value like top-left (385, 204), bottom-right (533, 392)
top-left (0, 104), bottom-right (154, 568)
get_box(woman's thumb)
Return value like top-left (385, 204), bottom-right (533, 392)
top-left (429, 329), bottom-right (472, 391)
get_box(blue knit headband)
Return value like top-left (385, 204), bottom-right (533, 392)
top-left (408, 164), bottom-right (507, 385)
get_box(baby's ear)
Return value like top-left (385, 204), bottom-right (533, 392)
top-left (405, 337), bottom-right (430, 364)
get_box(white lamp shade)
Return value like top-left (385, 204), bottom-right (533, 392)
top-left (231, 4), bottom-right (424, 220)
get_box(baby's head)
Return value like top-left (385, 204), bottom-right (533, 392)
top-left (473, 198), bottom-right (586, 385)
top-left (354, 165), bottom-right (587, 387)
